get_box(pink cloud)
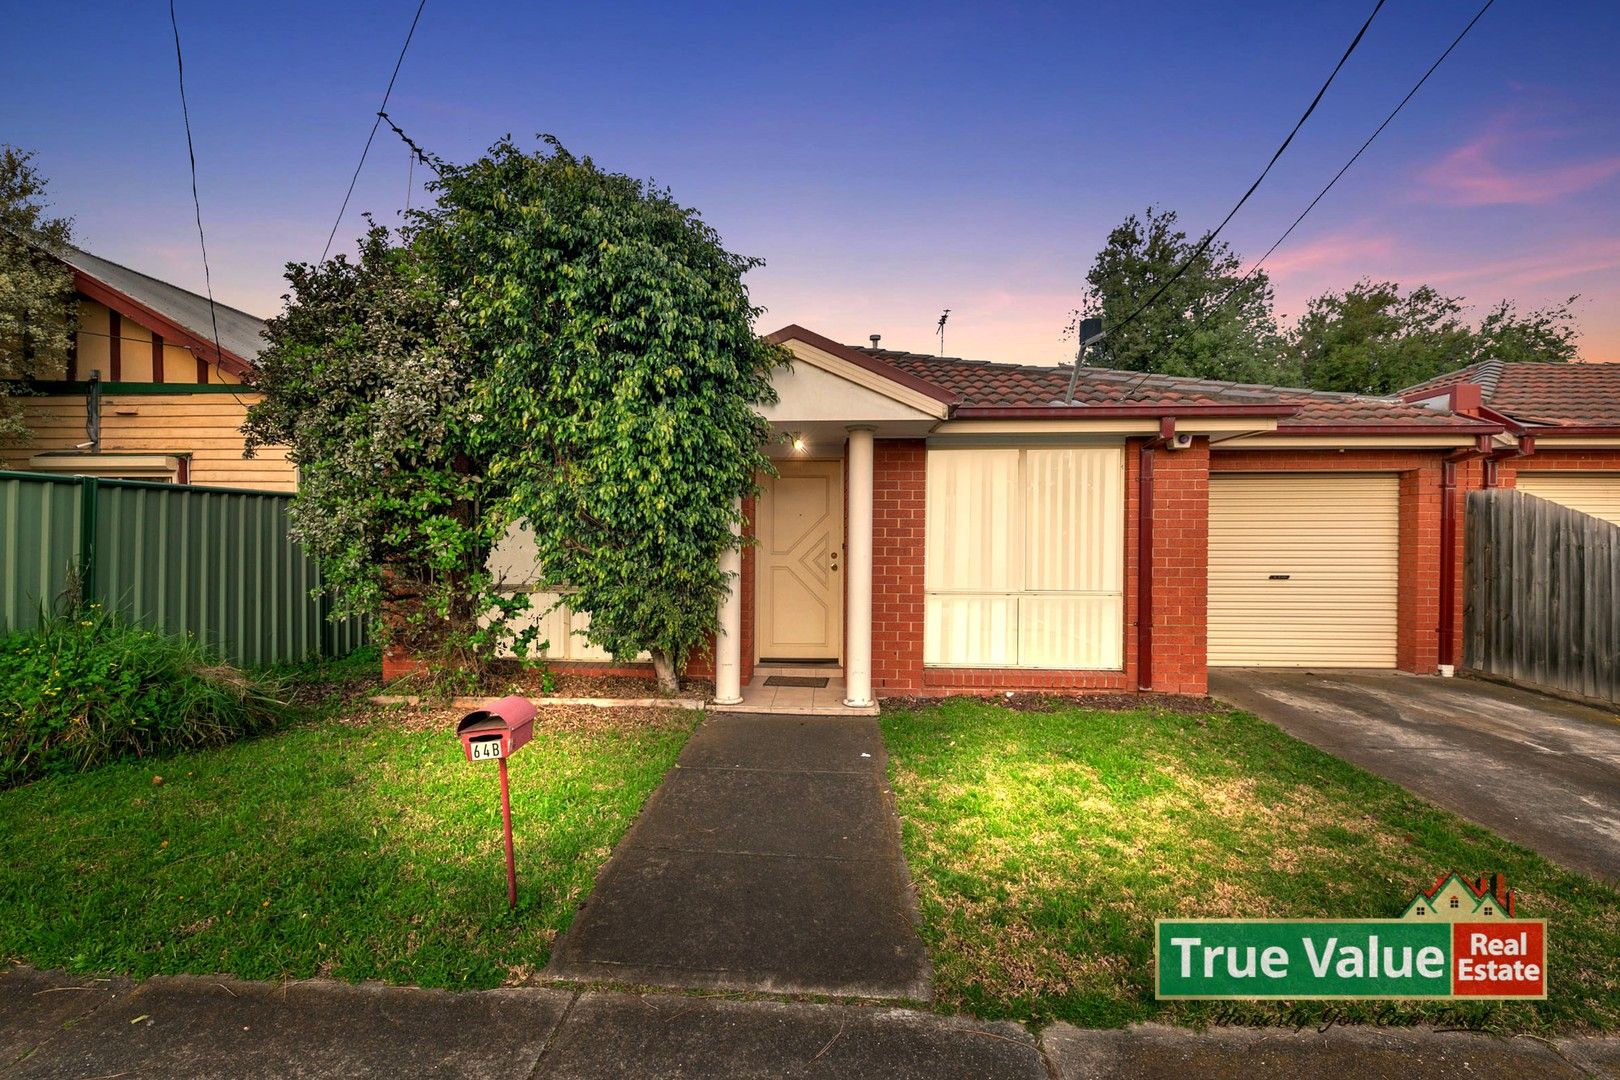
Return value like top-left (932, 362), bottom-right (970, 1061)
top-left (1261, 229), bottom-right (1398, 279)
top-left (1419, 114), bottom-right (1620, 206)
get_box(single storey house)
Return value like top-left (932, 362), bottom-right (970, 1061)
top-left (0, 243), bottom-right (293, 490)
top-left (498, 327), bottom-right (1620, 707)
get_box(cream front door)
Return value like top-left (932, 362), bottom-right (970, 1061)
top-left (757, 460), bottom-right (843, 661)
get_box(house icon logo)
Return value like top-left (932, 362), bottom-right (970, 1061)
top-left (1400, 872), bottom-right (1517, 922)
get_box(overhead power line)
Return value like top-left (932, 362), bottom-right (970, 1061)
top-left (1089, 0), bottom-right (1386, 357)
top-left (319, 0), bottom-right (429, 262)
top-left (167, 0), bottom-right (223, 372)
top-left (166, 0), bottom-right (256, 407)
top-left (1188, 0), bottom-right (1498, 336)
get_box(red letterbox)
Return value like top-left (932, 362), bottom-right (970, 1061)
top-left (456, 695), bottom-right (538, 909)
top-left (456, 695), bottom-right (536, 762)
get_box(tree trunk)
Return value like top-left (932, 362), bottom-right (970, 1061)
top-left (650, 650), bottom-right (680, 696)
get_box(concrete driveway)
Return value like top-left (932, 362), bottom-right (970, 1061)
top-left (1209, 670), bottom-right (1620, 883)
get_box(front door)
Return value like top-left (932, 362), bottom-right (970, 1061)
top-left (757, 460), bottom-right (843, 661)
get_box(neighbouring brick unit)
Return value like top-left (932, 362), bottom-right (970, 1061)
top-left (1502, 450), bottom-right (1620, 481)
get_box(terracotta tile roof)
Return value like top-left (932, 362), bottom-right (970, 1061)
top-left (859, 347), bottom-right (1494, 430)
top-left (1402, 361), bottom-right (1620, 429)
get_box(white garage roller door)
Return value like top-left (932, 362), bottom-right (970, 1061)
top-left (1208, 474), bottom-right (1399, 667)
top-left (1515, 473), bottom-right (1620, 527)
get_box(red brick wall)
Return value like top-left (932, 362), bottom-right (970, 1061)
top-left (872, 439), bottom-right (927, 691)
top-left (1500, 449), bottom-right (1620, 483)
top-left (1144, 439), bottom-right (1210, 694)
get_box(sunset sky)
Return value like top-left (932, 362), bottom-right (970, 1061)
top-left (4, 0), bottom-right (1617, 365)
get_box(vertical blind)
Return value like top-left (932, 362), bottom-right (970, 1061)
top-left (924, 447), bottom-right (1124, 668)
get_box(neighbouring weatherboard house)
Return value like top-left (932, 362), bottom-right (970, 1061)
top-left (488, 326), bottom-right (1620, 706)
top-left (0, 243), bottom-right (293, 490)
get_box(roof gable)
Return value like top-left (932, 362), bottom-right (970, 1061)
top-left (56, 244), bottom-right (265, 377)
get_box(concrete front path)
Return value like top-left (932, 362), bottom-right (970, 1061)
top-left (8, 966), bottom-right (1618, 1080)
top-left (545, 712), bottom-right (932, 999)
top-left (1211, 669), bottom-right (1620, 882)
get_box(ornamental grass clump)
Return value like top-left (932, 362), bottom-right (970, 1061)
top-left (0, 607), bottom-right (290, 787)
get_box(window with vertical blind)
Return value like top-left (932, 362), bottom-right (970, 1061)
top-left (924, 447), bottom-right (1124, 669)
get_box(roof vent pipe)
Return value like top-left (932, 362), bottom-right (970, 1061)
top-left (869, 334), bottom-right (881, 350)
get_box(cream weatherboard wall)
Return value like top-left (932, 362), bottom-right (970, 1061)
top-left (1207, 473), bottom-right (1400, 667)
top-left (1515, 473), bottom-right (1620, 527)
top-left (484, 522), bottom-right (647, 662)
top-left (0, 392), bottom-right (294, 490)
top-left (924, 446), bottom-right (1124, 669)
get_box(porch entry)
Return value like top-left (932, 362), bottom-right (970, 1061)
top-left (757, 459), bottom-right (844, 662)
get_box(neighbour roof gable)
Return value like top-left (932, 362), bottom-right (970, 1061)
top-left (56, 243), bottom-right (265, 378)
top-left (1401, 361), bottom-right (1620, 431)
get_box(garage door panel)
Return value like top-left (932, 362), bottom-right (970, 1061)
top-left (1515, 473), bottom-right (1620, 527)
top-left (1208, 474), bottom-right (1399, 667)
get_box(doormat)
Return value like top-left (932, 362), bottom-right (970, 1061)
top-left (764, 676), bottom-right (830, 688)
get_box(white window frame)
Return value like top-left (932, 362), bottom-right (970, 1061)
top-left (924, 445), bottom-right (1124, 670)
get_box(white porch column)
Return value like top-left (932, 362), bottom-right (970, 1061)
top-left (844, 427), bottom-right (875, 707)
top-left (714, 496), bottom-right (744, 705)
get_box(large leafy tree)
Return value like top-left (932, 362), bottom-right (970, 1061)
top-left (243, 223), bottom-right (513, 675)
top-left (248, 139), bottom-right (783, 691)
top-left (424, 138), bottom-right (785, 693)
top-left (1288, 281), bottom-right (1579, 395)
top-left (1077, 207), bottom-right (1287, 384)
top-left (0, 146), bottom-right (76, 438)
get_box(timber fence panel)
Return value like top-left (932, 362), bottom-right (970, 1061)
top-left (1464, 488), bottom-right (1620, 704)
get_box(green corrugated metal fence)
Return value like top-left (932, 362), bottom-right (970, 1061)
top-left (1, 470), bottom-right (367, 667)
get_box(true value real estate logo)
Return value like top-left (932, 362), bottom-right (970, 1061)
top-left (1156, 873), bottom-right (1546, 1000)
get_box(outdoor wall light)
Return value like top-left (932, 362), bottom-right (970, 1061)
top-left (792, 435), bottom-right (807, 453)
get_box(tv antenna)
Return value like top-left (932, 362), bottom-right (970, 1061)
top-left (936, 309), bottom-right (951, 355)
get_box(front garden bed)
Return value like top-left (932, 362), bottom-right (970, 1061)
top-left (881, 697), bottom-right (1620, 1034)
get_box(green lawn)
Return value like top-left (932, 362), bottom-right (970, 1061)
top-left (0, 704), bottom-right (696, 990)
top-left (882, 698), bottom-right (1620, 1034)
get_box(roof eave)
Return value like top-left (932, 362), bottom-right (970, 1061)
top-left (1274, 421), bottom-right (1505, 436)
top-left (764, 325), bottom-right (959, 406)
top-left (1517, 424), bottom-right (1620, 437)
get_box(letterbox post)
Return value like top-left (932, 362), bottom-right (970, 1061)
top-left (456, 696), bottom-right (536, 910)
top-left (498, 755), bottom-right (517, 908)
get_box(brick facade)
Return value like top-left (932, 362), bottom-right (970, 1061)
top-left (414, 437), bottom-right (1620, 699)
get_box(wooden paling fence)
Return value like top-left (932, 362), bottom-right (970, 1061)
top-left (1464, 488), bottom-right (1620, 704)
